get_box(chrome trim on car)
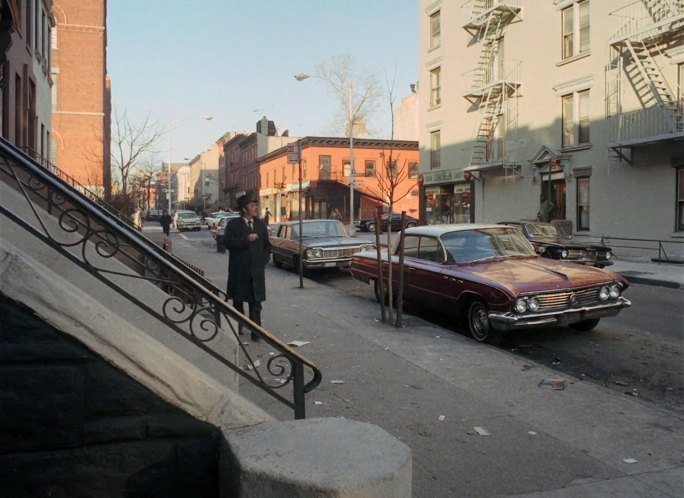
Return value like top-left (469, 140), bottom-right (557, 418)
top-left (488, 297), bottom-right (631, 331)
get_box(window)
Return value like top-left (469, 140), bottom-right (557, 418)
top-left (401, 235), bottom-right (420, 258)
top-left (319, 155), bottom-right (332, 180)
top-left (576, 176), bottom-right (590, 231)
top-left (430, 10), bottom-right (441, 49)
top-left (430, 67), bottom-right (441, 107)
top-left (365, 160), bottom-right (376, 177)
top-left (562, 89), bottom-right (590, 147)
top-left (678, 168), bottom-right (684, 232)
top-left (430, 130), bottom-right (441, 169)
top-left (388, 161), bottom-right (398, 178)
top-left (15, 73), bottom-right (22, 146)
top-left (562, 1), bottom-right (590, 60)
top-left (343, 159), bottom-right (351, 177)
top-left (26, 0), bottom-right (33, 50)
top-left (408, 162), bottom-right (419, 179)
top-left (418, 237), bottom-right (443, 262)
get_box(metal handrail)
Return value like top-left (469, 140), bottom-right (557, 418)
top-left (0, 138), bottom-right (322, 419)
top-left (573, 233), bottom-right (684, 263)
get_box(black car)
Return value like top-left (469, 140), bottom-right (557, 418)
top-left (500, 221), bottom-right (614, 268)
top-left (271, 220), bottom-right (376, 270)
top-left (357, 213), bottom-right (418, 233)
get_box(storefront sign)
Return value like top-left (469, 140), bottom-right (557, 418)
top-left (423, 168), bottom-right (465, 185)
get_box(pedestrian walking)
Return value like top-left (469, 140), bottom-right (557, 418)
top-left (263, 208), bottom-right (272, 226)
top-left (159, 209), bottom-right (173, 236)
top-left (224, 195), bottom-right (271, 342)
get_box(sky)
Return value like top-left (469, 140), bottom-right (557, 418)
top-left (108, 0), bottom-right (419, 163)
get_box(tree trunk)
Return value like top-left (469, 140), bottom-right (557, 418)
top-left (386, 203), bottom-right (393, 325)
top-left (395, 212), bottom-right (407, 327)
top-left (374, 207), bottom-right (386, 322)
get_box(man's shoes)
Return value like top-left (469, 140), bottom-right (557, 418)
top-left (251, 333), bottom-right (261, 343)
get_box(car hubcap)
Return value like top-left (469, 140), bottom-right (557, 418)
top-left (470, 303), bottom-right (489, 341)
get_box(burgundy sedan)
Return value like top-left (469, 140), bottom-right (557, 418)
top-left (350, 224), bottom-right (631, 343)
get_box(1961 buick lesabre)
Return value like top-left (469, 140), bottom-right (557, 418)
top-left (350, 224), bottom-right (631, 343)
top-left (271, 219), bottom-right (376, 271)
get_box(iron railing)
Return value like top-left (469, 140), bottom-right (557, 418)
top-left (608, 101), bottom-right (684, 144)
top-left (0, 138), bottom-right (322, 419)
top-left (573, 233), bottom-right (684, 263)
top-left (19, 146), bottom-right (142, 231)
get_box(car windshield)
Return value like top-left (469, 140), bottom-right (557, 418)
top-left (179, 212), bottom-right (196, 219)
top-left (524, 223), bottom-right (558, 238)
top-left (292, 220), bottom-right (347, 238)
top-left (441, 228), bottom-right (536, 263)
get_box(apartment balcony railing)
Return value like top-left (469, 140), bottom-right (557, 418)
top-left (609, 0), bottom-right (684, 45)
top-left (608, 101), bottom-right (684, 146)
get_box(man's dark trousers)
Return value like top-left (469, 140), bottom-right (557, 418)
top-left (233, 300), bottom-right (262, 342)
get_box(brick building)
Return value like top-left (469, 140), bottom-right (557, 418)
top-left (51, 0), bottom-right (111, 196)
top-left (0, 0), bottom-right (54, 162)
top-left (258, 137), bottom-right (420, 222)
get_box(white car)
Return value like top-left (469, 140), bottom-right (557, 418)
top-left (205, 211), bottom-right (235, 228)
top-left (173, 210), bottom-right (202, 231)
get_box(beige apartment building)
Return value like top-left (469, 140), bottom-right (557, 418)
top-left (419, 0), bottom-right (684, 243)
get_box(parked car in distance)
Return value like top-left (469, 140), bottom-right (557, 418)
top-left (173, 210), bottom-right (202, 231)
top-left (272, 219), bottom-right (376, 271)
top-left (350, 224), bottom-right (630, 343)
top-left (146, 209), bottom-right (162, 221)
top-left (212, 213), bottom-right (242, 252)
top-left (357, 213), bottom-right (418, 233)
top-left (205, 211), bottom-right (235, 228)
top-left (499, 221), bottom-right (614, 268)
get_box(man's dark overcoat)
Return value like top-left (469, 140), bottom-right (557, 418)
top-left (224, 217), bottom-right (271, 303)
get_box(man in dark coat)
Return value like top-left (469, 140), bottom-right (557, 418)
top-left (159, 209), bottom-right (173, 236)
top-left (224, 195), bottom-right (271, 342)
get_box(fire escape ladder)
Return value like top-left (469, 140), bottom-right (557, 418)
top-left (470, 88), bottom-right (504, 169)
top-left (625, 39), bottom-right (677, 109)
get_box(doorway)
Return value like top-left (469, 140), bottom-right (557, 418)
top-left (540, 176), bottom-right (566, 220)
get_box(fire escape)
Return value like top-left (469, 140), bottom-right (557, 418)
top-left (463, 0), bottom-right (523, 180)
top-left (607, 0), bottom-right (684, 160)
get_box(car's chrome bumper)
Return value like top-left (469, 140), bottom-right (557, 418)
top-left (304, 257), bottom-right (352, 269)
top-left (488, 297), bottom-right (631, 331)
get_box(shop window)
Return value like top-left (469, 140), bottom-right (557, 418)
top-left (430, 10), bottom-right (441, 49)
top-left (562, 89), bottom-right (590, 147)
top-left (677, 168), bottom-right (684, 232)
top-left (430, 67), bottom-right (441, 107)
top-left (576, 176), bottom-right (590, 231)
top-left (365, 160), bottom-right (376, 177)
top-left (430, 130), bottom-right (441, 169)
top-left (562, 0), bottom-right (590, 60)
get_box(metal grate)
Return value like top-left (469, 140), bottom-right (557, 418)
top-left (536, 287), bottom-right (601, 312)
top-left (321, 246), bottom-right (364, 258)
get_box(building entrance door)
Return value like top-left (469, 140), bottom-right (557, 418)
top-left (540, 175), bottom-right (566, 221)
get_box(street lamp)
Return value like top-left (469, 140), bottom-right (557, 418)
top-left (294, 73), bottom-right (356, 235)
top-left (166, 115), bottom-right (213, 213)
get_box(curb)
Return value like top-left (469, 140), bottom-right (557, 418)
top-left (622, 275), bottom-right (682, 290)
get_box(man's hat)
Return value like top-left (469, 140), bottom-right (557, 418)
top-left (237, 195), bottom-right (258, 211)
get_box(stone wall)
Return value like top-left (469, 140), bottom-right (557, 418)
top-left (0, 294), bottom-right (221, 497)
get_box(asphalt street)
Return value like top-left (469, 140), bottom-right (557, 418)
top-left (163, 226), bottom-right (683, 497)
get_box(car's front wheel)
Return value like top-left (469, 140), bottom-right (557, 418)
top-left (467, 300), bottom-right (502, 344)
top-left (569, 318), bottom-right (600, 332)
top-left (367, 222), bottom-right (376, 233)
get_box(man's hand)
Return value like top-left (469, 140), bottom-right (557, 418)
top-left (248, 234), bottom-right (259, 242)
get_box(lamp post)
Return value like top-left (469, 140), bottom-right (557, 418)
top-left (294, 73), bottom-right (356, 235)
top-left (166, 115), bottom-right (213, 212)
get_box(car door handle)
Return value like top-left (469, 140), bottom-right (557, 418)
top-left (406, 267), bottom-right (415, 271)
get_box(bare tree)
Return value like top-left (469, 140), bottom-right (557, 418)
top-left (366, 69), bottom-right (417, 325)
top-left (111, 110), bottom-right (164, 196)
top-left (315, 55), bottom-right (381, 137)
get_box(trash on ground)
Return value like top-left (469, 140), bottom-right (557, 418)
top-left (521, 364), bottom-right (535, 371)
top-left (473, 426), bottom-right (492, 436)
top-left (438, 415), bottom-right (445, 421)
top-left (288, 340), bottom-right (311, 348)
top-left (435, 335), bottom-right (441, 339)
top-left (313, 401), bottom-right (323, 405)
top-left (268, 351), bottom-right (275, 356)
top-left (622, 458), bottom-right (638, 464)
top-left (614, 380), bottom-right (628, 386)
top-left (244, 359), bottom-right (261, 371)
top-left (625, 391), bottom-right (638, 397)
top-left (538, 379), bottom-right (567, 390)
top-left (528, 431), bottom-right (538, 436)
top-left (330, 380), bottom-right (345, 384)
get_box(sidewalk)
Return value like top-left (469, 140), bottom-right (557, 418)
top-left (168, 233), bottom-right (683, 498)
top-left (611, 258), bottom-right (684, 289)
